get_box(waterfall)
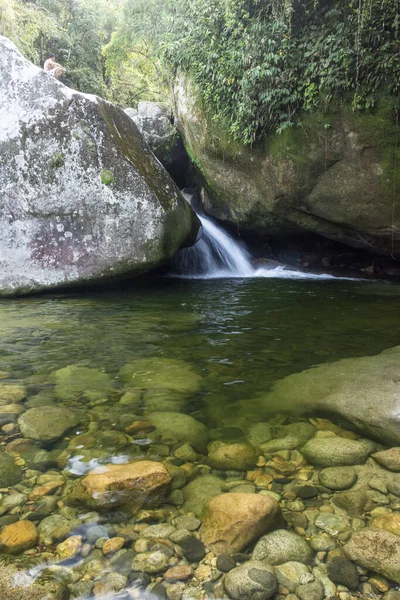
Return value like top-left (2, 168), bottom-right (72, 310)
top-left (170, 193), bottom-right (349, 280)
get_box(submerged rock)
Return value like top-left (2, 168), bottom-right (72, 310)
top-left (18, 406), bottom-right (85, 443)
top-left (345, 528), bottom-right (400, 583)
top-left (50, 365), bottom-right (115, 402)
top-left (372, 448), bottom-right (400, 472)
top-left (318, 466), bottom-right (357, 490)
top-left (64, 460), bottom-right (171, 509)
top-left (258, 346), bottom-right (400, 446)
top-left (182, 475), bottom-right (223, 517)
top-left (301, 436), bottom-right (371, 467)
top-left (0, 448), bottom-right (22, 487)
top-left (150, 411), bottom-right (208, 453)
top-left (207, 443), bottom-right (257, 471)
top-left (252, 529), bottom-right (313, 565)
top-left (201, 492), bottom-right (281, 555)
top-left (0, 37), bottom-right (198, 296)
top-left (223, 560), bottom-right (278, 600)
top-left (0, 521), bottom-right (38, 554)
top-left (0, 555), bottom-right (67, 599)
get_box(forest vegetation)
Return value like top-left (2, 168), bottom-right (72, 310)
top-left (1, 0), bottom-right (399, 144)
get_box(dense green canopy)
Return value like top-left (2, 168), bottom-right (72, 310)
top-left (1, 0), bottom-right (398, 143)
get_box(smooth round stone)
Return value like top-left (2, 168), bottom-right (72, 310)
top-left (164, 565), bottom-right (193, 582)
top-left (182, 475), bottom-right (223, 518)
top-left (275, 561), bottom-right (311, 592)
top-left (150, 412), bottom-right (208, 453)
top-left (252, 530), bottom-right (313, 565)
top-left (18, 406), bottom-right (84, 443)
top-left (208, 443), bottom-right (257, 471)
top-left (301, 437), bottom-right (371, 467)
top-left (0, 520), bottom-right (38, 554)
top-left (132, 551), bottom-right (170, 574)
top-left (296, 580), bottom-right (324, 600)
top-left (327, 556), bottom-right (359, 590)
top-left (56, 535), bottom-right (82, 559)
top-left (224, 561), bottom-right (278, 600)
top-left (38, 514), bottom-right (71, 544)
top-left (372, 448), bottom-right (400, 472)
top-left (310, 534), bottom-right (336, 552)
top-left (319, 467), bottom-right (357, 490)
top-left (141, 524), bottom-right (176, 539)
top-left (102, 537), bottom-right (125, 555)
top-left (179, 535), bottom-right (206, 562)
top-left (216, 553), bottom-right (236, 572)
top-left (0, 449), bottom-right (22, 487)
top-left (172, 516), bottom-right (201, 531)
top-left (314, 513), bottom-right (349, 535)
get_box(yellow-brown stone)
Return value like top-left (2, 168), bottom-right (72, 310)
top-left (56, 535), bottom-right (82, 559)
top-left (371, 512), bottom-right (400, 537)
top-left (102, 537), bottom-right (125, 555)
top-left (0, 520), bottom-right (38, 554)
top-left (64, 460), bottom-right (171, 509)
top-left (201, 492), bottom-right (282, 555)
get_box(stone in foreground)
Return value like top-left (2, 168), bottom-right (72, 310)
top-left (201, 492), bottom-right (281, 555)
top-left (0, 37), bottom-right (198, 296)
top-left (223, 561), bottom-right (277, 600)
top-left (0, 521), bottom-right (38, 554)
top-left (345, 528), bottom-right (400, 583)
top-left (64, 460), bottom-right (171, 509)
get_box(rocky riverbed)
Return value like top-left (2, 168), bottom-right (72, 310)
top-left (1, 370), bottom-right (400, 600)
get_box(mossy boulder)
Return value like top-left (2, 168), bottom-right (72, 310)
top-left (174, 73), bottom-right (400, 256)
top-left (0, 38), bottom-right (199, 296)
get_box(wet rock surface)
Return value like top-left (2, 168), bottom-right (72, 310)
top-left (0, 37), bottom-right (198, 296)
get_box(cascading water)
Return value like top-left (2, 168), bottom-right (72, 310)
top-left (171, 193), bottom-right (344, 280)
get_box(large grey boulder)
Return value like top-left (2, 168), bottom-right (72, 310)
top-left (174, 73), bottom-right (399, 256)
top-left (257, 345), bottom-right (400, 446)
top-left (0, 38), bottom-right (198, 296)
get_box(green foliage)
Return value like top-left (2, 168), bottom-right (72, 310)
top-left (0, 0), bottom-right (117, 95)
top-left (108, 0), bottom-right (399, 144)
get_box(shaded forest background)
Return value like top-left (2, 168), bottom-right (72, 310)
top-left (0, 0), bottom-right (399, 144)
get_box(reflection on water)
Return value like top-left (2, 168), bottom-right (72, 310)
top-left (1, 277), bottom-right (400, 599)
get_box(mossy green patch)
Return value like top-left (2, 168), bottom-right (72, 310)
top-left (50, 151), bottom-right (64, 169)
top-left (100, 168), bottom-right (115, 186)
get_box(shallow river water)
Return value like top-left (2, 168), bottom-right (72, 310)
top-left (1, 276), bottom-right (400, 599)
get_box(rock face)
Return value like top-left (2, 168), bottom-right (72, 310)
top-left (0, 37), bottom-right (198, 296)
top-left (125, 101), bottom-right (189, 183)
top-left (258, 345), bottom-right (400, 446)
top-left (201, 493), bottom-right (281, 555)
top-left (174, 73), bottom-right (399, 256)
top-left (64, 460), bottom-right (171, 509)
top-left (345, 528), bottom-right (400, 583)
